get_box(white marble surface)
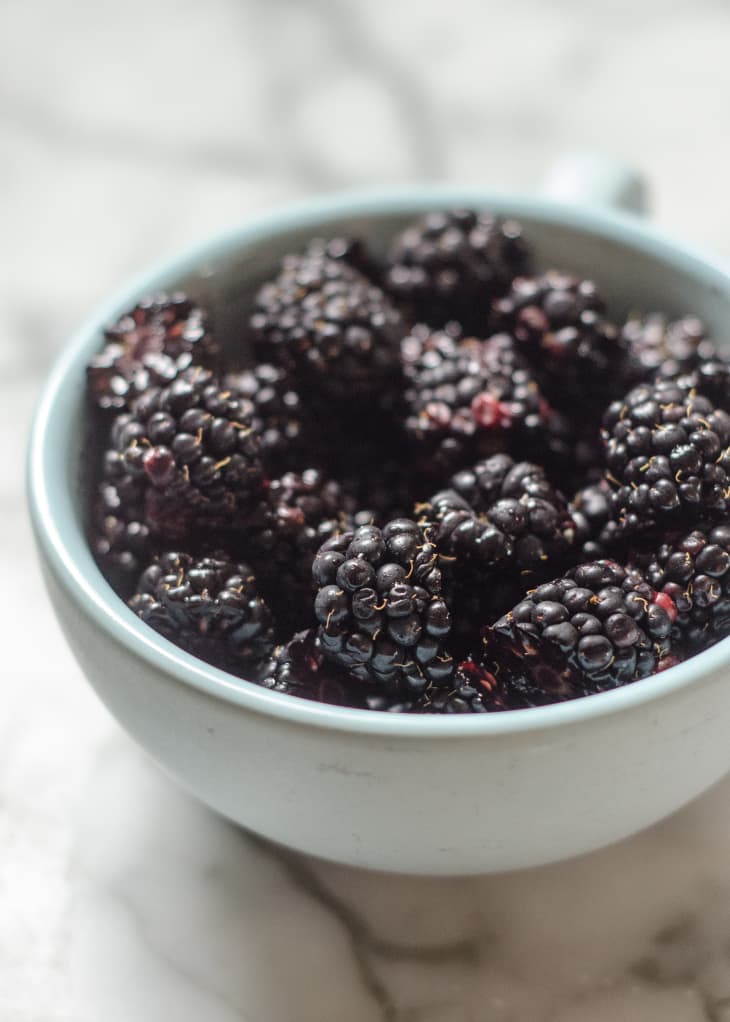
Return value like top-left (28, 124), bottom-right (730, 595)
top-left (6, 0), bottom-right (730, 1018)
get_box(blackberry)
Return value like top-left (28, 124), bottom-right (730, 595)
top-left (401, 324), bottom-right (555, 472)
top-left (570, 481), bottom-right (614, 561)
top-left (426, 454), bottom-right (576, 574)
top-left (224, 364), bottom-right (311, 472)
top-left (368, 657), bottom-right (514, 713)
top-left (422, 455), bottom-right (577, 654)
top-left (259, 629), bottom-right (367, 707)
top-left (622, 313), bottom-right (714, 385)
top-left (129, 552), bottom-right (274, 672)
top-left (251, 240), bottom-right (402, 399)
top-left (312, 520), bottom-right (454, 697)
top-left (91, 469), bottom-right (154, 589)
top-left (636, 525), bottom-right (730, 652)
top-left (491, 271), bottom-right (623, 417)
top-left (602, 379), bottom-right (730, 536)
top-left (485, 560), bottom-right (679, 705)
top-left (100, 367), bottom-right (263, 556)
top-left (385, 210), bottom-right (529, 331)
top-left (248, 469), bottom-right (355, 632)
top-left (87, 293), bottom-right (218, 411)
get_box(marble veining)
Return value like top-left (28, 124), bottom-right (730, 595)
top-left (6, 0), bottom-right (730, 1018)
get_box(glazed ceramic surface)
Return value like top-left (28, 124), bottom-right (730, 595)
top-left (28, 172), bottom-right (730, 874)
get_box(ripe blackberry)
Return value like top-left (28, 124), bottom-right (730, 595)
top-left (570, 481), bottom-right (614, 561)
top-left (251, 240), bottom-right (402, 399)
top-left (102, 367), bottom-right (263, 552)
top-left (223, 364), bottom-right (311, 472)
top-left (248, 469), bottom-right (355, 632)
top-left (368, 656), bottom-right (514, 713)
top-left (491, 271), bottom-right (623, 417)
top-left (401, 324), bottom-right (555, 472)
top-left (385, 210), bottom-right (529, 331)
top-left (129, 552), bottom-right (274, 672)
top-left (312, 520), bottom-right (454, 697)
top-left (602, 379), bottom-right (730, 535)
top-left (485, 561), bottom-right (679, 705)
top-left (259, 629), bottom-right (367, 707)
top-left (423, 454), bottom-right (577, 654)
top-left (426, 454), bottom-right (576, 574)
top-left (636, 526), bottom-right (730, 653)
top-left (622, 313), bottom-right (714, 385)
top-left (87, 293), bottom-right (219, 411)
top-left (91, 469), bottom-right (154, 589)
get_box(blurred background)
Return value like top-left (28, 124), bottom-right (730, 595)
top-left (5, 1), bottom-right (730, 1019)
top-left (5, 0), bottom-right (730, 365)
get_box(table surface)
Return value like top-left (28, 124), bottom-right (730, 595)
top-left (5, 1), bottom-right (730, 1018)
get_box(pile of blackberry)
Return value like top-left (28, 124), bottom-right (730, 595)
top-left (85, 212), bottom-right (730, 714)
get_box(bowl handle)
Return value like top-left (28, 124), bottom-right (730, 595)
top-left (540, 154), bottom-right (648, 216)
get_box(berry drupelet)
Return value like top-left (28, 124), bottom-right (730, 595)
top-left (636, 525), bottom-right (730, 653)
top-left (251, 239), bottom-right (402, 399)
top-left (87, 293), bottom-right (219, 411)
top-left (491, 271), bottom-right (623, 418)
top-left (484, 560), bottom-right (679, 706)
top-left (601, 378), bottom-right (730, 536)
top-left (129, 552), bottom-right (274, 672)
top-left (385, 209), bottom-right (530, 331)
top-left (312, 520), bottom-right (454, 698)
top-left (401, 324), bottom-right (555, 473)
top-left (96, 367), bottom-right (263, 566)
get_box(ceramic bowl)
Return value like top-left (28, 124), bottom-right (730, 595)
top-left (28, 161), bottom-right (730, 874)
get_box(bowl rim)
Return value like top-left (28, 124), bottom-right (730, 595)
top-left (27, 182), bottom-right (730, 738)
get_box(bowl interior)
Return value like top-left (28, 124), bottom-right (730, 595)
top-left (32, 186), bottom-right (730, 733)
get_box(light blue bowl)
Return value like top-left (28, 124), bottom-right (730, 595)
top-left (27, 168), bottom-right (730, 874)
